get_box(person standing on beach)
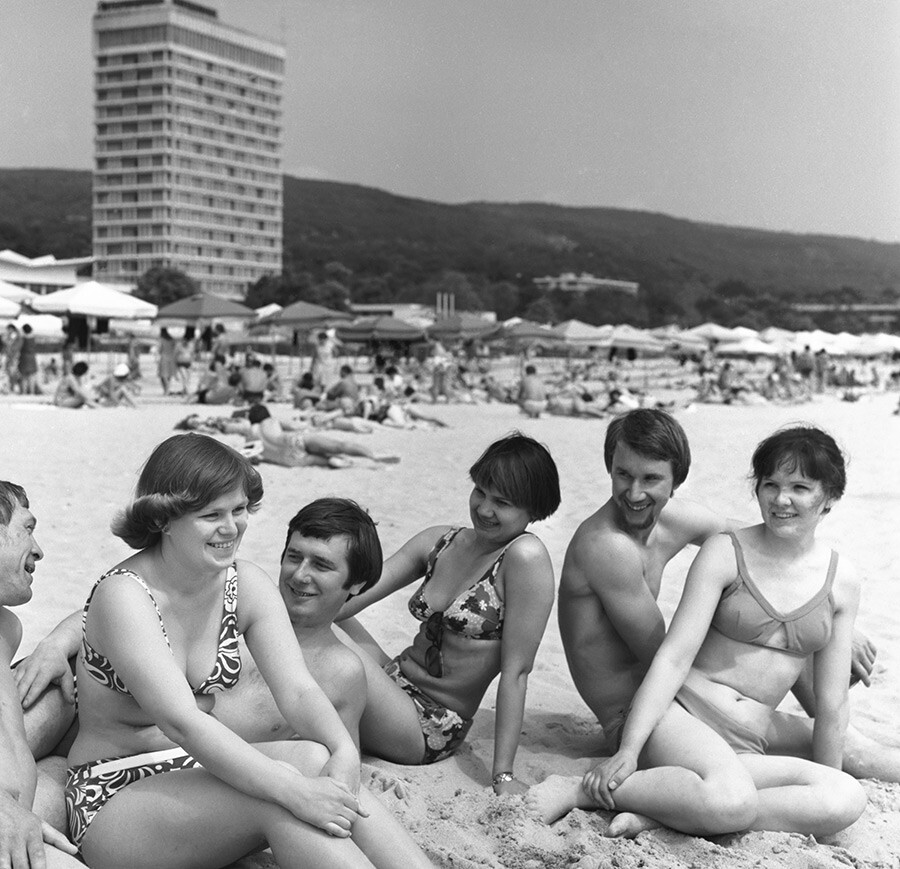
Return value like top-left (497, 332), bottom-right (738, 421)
top-left (518, 364), bottom-right (548, 419)
top-left (0, 481), bottom-right (82, 867)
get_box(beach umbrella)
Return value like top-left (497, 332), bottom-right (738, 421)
top-left (551, 319), bottom-right (612, 346)
top-left (607, 324), bottom-right (668, 354)
top-left (715, 337), bottom-right (781, 357)
top-left (489, 320), bottom-right (560, 342)
top-left (685, 322), bottom-right (740, 343)
top-left (0, 296), bottom-right (21, 319)
top-left (0, 279), bottom-right (37, 303)
top-left (337, 316), bottom-right (426, 342)
top-left (427, 313), bottom-right (499, 342)
top-left (650, 325), bottom-right (709, 352)
top-left (270, 299), bottom-right (352, 328)
top-left (30, 281), bottom-right (158, 319)
top-left (156, 293), bottom-right (255, 322)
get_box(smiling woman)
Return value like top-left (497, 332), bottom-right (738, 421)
top-left (337, 432), bottom-right (561, 794)
top-left (64, 433), bottom-right (434, 869)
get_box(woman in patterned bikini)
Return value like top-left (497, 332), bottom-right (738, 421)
top-left (338, 431), bottom-right (560, 795)
top-left (530, 425), bottom-right (867, 838)
top-left (66, 433), bottom-right (433, 869)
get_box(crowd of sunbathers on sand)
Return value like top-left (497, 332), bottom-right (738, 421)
top-left (3, 401), bottom-right (900, 868)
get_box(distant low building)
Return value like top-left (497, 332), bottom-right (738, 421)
top-left (792, 302), bottom-right (900, 330)
top-left (533, 272), bottom-right (639, 296)
top-left (0, 250), bottom-right (95, 295)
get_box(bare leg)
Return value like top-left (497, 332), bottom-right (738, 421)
top-left (352, 788), bottom-right (434, 868)
top-left (34, 756), bottom-right (68, 833)
top-left (739, 754), bottom-right (867, 836)
top-left (529, 703), bottom-right (757, 837)
top-left (766, 710), bottom-right (900, 782)
top-left (82, 741), bottom-right (375, 869)
top-left (303, 434), bottom-right (399, 464)
top-left (334, 622), bottom-right (428, 765)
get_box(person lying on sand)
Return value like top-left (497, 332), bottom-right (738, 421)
top-left (534, 425), bottom-right (869, 839)
top-left (246, 404), bottom-right (400, 468)
top-left (0, 481), bottom-right (83, 867)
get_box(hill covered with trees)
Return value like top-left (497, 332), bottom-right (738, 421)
top-left (2, 167), bottom-right (898, 328)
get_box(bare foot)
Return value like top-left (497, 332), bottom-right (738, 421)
top-left (605, 812), bottom-right (662, 839)
top-left (526, 774), bottom-right (596, 824)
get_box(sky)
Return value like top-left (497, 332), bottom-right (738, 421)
top-left (1, 0), bottom-right (899, 242)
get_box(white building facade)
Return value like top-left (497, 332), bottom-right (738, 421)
top-left (92, 0), bottom-right (284, 300)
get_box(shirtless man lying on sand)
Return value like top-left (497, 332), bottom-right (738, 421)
top-left (531, 409), bottom-right (895, 835)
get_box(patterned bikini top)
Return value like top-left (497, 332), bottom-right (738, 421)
top-left (81, 566), bottom-right (242, 696)
top-left (408, 527), bottom-right (528, 641)
top-left (711, 533), bottom-right (836, 658)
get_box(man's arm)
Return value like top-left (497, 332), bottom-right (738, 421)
top-left (574, 535), bottom-right (666, 666)
top-left (13, 609), bottom-right (80, 709)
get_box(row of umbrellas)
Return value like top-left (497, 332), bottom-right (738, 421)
top-left (3, 280), bottom-right (899, 359)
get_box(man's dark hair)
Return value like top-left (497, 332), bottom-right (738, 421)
top-left (603, 408), bottom-right (691, 489)
top-left (0, 482), bottom-right (28, 527)
top-left (282, 498), bottom-right (382, 595)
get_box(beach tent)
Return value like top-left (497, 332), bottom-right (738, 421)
top-left (0, 296), bottom-right (21, 319)
top-left (729, 326), bottom-right (761, 340)
top-left (490, 320), bottom-right (560, 343)
top-left (156, 293), bottom-right (254, 322)
top-left (0, 279), bottom-right (37, 303)
top-left (31, 281), bottom-right (158, 319)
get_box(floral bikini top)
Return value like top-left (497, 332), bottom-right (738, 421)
top-left (81, 565), bottom-right (242, 696)
top-left (408, 527), bottom-right (528, 640)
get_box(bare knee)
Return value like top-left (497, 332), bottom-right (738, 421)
top-left (264, 739), bottom-right (331, 776)
top-left (815, 775), bottom-right (867, 835)
top-left (696, 775), bottom-right (758, 834)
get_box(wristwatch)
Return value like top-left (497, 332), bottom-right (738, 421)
top-left (492, 771), bottom-right (515, 787)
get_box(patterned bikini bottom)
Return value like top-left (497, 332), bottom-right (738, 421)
top-left (66, 747), bottom-right (202, 851)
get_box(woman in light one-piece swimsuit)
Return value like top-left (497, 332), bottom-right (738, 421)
top-left (337, 432), bottom-right (561, 795)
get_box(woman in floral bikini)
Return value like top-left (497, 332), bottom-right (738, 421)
top-left (338, 431), bottom-right (561, 795)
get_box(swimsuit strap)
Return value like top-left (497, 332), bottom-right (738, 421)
top-left (192, 565), bottom-right (242, 694)
top-left (81, 568), bottom-right (171, 695)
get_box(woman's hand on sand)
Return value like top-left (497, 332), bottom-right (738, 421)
top-left (13, 641), bottom-right (75, 708)
top-left (850, 630), bottom-right (877, 687)
top-left (581, 751), bottom-right (638, 810)
top-left (493, 776), bottom-right (530, 796)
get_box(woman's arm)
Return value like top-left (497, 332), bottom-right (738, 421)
top-left (583, 533), bottom-right (734, 806)
top-left (237, 561), bottom-right (361, 793)
top-left (810, 558), bottom-right (861, 768)
top-left (491, 536), bottom-right (555, 794)
top-left (336, 526), bottom-right (451, 621)
top-left (88, 573), bottom-right (361, 837)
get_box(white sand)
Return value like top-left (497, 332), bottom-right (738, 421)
top-left (4, 390), bottom-right (900, 867)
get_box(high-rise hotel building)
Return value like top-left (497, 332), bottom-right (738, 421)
top-left (92, 0), bottom-right (284, 299)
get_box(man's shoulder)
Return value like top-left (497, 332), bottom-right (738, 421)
top-left (307, 633), bottom-right (366, 696)
top-left (657, 497), bottom-right (729, 546)
top-left (564, 506), bottom-right (644, 583)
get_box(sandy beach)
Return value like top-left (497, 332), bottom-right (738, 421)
top-left (4, 389), bottom-right (900, 868)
